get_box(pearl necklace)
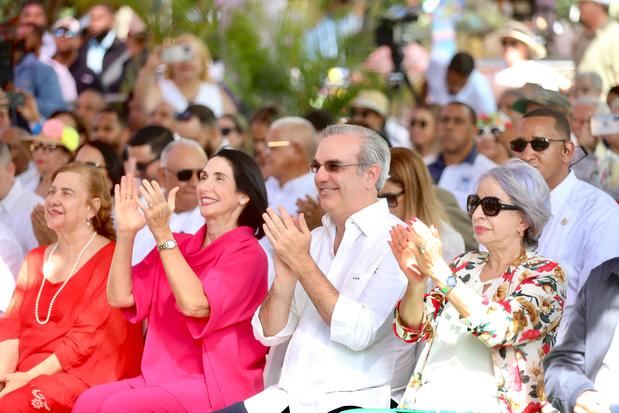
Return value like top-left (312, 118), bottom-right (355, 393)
top-left (34, 231), bottom-right (98, 325)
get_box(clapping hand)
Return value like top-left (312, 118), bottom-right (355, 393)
top-left (263, 207), bottom-right (311, 269)
top-left (114, 175), bottom-right (147, 235)
top-left (389, 225), bottom-right (426, 286)
top-left (401, 218), bottom-right (448, 283)
top-left (137, 180), bottom-right (179, 241)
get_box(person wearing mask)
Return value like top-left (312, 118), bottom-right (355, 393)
top-left (511, 107), bottom-right (619, 332)
top-left (0, 163), bottom-right (143, 411)
top-left (391, 159), bottom-right (565, 413)
top-left (426, 52), bottom-right (497, 116)
top-left (428, 102), bottom-right (497, 210)
top-left (75, 150), bottom-right (269, 412)
top-left (131, 139), bottom-right (207, 264)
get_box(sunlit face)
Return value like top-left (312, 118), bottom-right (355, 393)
top-left (437, 104), bottom-right (476, 155)
top-left (313, 134), bottom-right (372, 219)
top-left (197, 156), bottom-right (246, 225)
top-left (32, 142), bottom-right (71, 176)
top-left (91, 112), bottom-right (127, 151)
top-left (379, 179), bottom-right (405, 220)
top-left (89, 5), bottom-right (114, 36)
top-left (75, 145), bottom-right (112, 193)
top-left (45, 171), bottom-right (96, 232)
top-left (265, 126), bottom-right (296, 181)
top-left (513, 116), bottom-right (572, 189)
top-left (471, 177), bottom-right (528, 249)
top-left (160, 144), bottom-right (207, 213)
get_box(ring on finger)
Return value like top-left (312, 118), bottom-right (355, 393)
top-left (417, 245), bottom-right (427, 255)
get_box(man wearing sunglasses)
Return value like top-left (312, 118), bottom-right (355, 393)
top-left (264, 117), bottom-right (318, 215)
top-left (513, 107), bottom-right (619, 332)
top-left (131, 139), bottom-right (207, 264)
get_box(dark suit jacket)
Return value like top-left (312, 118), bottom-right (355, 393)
top-left (75, 34), bottom-right (129, 93)
top-left (544, 258), bottom-right (619, 413)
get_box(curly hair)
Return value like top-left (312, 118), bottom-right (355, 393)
top-left (52, 162), bottom-right (116, 240)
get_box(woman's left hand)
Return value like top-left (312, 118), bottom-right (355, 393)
top-left (404, 218), bottom-right (449, 282)
top-left (138, 180), bottom-right (179, 242)
top-left (0, 372), bottom-right (33, 399)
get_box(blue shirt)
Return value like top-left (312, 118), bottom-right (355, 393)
top-left (14, 53), bottom-right (67, 118)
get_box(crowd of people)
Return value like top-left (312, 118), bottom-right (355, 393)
top-left (1, 0), bottom-right (619, 412)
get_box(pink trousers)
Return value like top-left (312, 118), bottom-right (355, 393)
top-left (72, 376), bottom-right (186, 413)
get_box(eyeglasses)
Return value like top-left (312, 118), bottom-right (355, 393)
top-left (409, 119), bottom-right (428, 128)
top-left (378, 190), bottom-right (405, 208)
top-left (501, 38), bottom-right (521, 48)
top-left (466, 194), bottom-right (521, 217)
top-left (477, 126), bottom-right (502, 137)
top-left (509, 136), bottom-right (567, 153)
top-left (309, 160), bottom-right (368, 174)
top-left (30, 142), bottom-right (60, 152)
top-left (78, 161), bottom-right (104, 169)
top-left (266, 140), bottom-right (292, 149)
top-left (220, 127), bottom-right (238, 136)
top-left (164, 168), bottom-right (202, 182)
top-left (135, 158), bottom-right (159, 173)
top-left (54, 27), bottom-right (78, 38)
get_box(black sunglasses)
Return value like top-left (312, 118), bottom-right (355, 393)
top-left (309, 160), bottom-right (368, 174)
top-left (467, 194), bottom-right (521, 217)
top-left (136, 157), bottom-right (159, 173)
top-left (165, 168), bottom-right (202, 182)
top-left (378, 190), bottom-right (405, 208)
top-left (54, 27), bottom-right (78, 38)
top-left (510, 137), bottom-right (567, 153)
top-left (409, 119), bottom-right (428, 128)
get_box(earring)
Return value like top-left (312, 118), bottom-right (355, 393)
top-left (86, 218), bottom-right (91, 226)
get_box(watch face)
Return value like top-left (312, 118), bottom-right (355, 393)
top-left (164, 240), bottom-right (175, 248)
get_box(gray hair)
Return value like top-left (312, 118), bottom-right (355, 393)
top-left (270, 116), bottom-right (318, 161)
top-left (572, 96), bottom-right (610, 115)
top-left (0, 141), bottom-right (10, 166)
top-left (320, 124), bottom-right (390, 190)
top-left (478, 159), bottom-right (550, 250)
top-left (160, 138), bottom-right (207, 168)
top-left (575, 72), bottom-right (603, 95)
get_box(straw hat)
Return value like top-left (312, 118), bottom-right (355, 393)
top-left (350, 90), bottom-right (389, 118)
top-left (31, 119), bottom-right (80, 154)
top-left (493, 21), bottom-right (547, 60)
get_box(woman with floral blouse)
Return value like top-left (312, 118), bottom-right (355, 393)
top-left (389, 159), bottom-right (566, 413)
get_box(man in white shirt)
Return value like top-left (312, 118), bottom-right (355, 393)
top-left (131, 138), bottom-right (207, 264)
top-left (428, 102), bottom-right (497, 210)
top-left (0, 141), bottom-right (43, 253)
top-left (217, 124), bottom-right (407, 413)
top-left (426, 52), bottom-right (497, 116)
top-left (0, 127), bottom-right (39, 191)
top-left (513, 107), bottom-right (619, 329)
top-left (264, 117), bottom-right (318, 214)
top-left (0, 221), bottom-right (23, 314)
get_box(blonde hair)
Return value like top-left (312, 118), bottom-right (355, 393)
top-left (389, 147), bottom-right (447, 228)
top-left (52, 162), bottom-right (115, 240)
top-left (167, 33), bottom-right (212, 82)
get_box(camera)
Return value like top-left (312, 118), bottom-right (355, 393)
top-left (161, 44), bottom-right (194, 64)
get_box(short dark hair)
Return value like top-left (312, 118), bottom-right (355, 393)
top-left (99, 106), bottom-right (128, 128)
top-left (448, 52), bottom-right (475, 78)
top-left (178, 104), bottom-right (216, 127)
top-left (445, 101), bottom-right (477, 125)
top-left (128, 125), bottom-right (174, 158)
top-left (19, 1), bottom-right (45, 15)
top-left (523, 107), bottom-right (571, 140)
top-left (213, 149), bottom-right (268, 239)
top-left (608, 85), bottom-right (619, 97)
top-left (78, 140), bottom-right (124, 192)
top-left (250, 105), bottom-right (281, 125)
top-left (304, 109), bottom-right (335, 132)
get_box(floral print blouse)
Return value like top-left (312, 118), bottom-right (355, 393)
top-left (394, 250), bottom-right (567, 413)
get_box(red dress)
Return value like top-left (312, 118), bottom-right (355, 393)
top-left (0, 242), bottom-right (143, 412)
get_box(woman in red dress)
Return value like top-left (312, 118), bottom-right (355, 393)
top-left (0, 163), bottom-right (143, 412)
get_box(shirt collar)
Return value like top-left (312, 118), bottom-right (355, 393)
top-left (436, 145), bottom-right (479, 166)
top-left (90, 30), bottom-right (116, 50)
top-left (549, 171), bottom-right (578, 215)
top-left (322, 198), bottom-right (390, 238)
top-left (0, 180), bottom-right (23, 211)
